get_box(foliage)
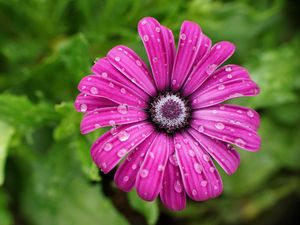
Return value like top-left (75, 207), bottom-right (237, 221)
top-left (0, 0), bottom-right (299, 224)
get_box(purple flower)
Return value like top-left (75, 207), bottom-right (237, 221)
top-left (75, 17), bottom-right (261, 211)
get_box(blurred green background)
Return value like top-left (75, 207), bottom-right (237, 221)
top-left (0, 0), bottom-right (300, 225)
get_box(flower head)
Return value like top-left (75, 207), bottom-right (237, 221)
top-left (75, 17), bottom-right (261, 211)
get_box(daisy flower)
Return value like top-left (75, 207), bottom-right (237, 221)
top-left (75, 17), bottom-right (261, 211)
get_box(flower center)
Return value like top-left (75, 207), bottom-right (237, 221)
top-left (149, 92), bottom-right (191, 134)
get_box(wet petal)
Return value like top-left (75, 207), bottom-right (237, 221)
top-left (78, 75), bottom-right (148, 108)
top-left (160, 137), bottom-right (186, 211)
top-left (136, 133), bottom-right (170, 201)
top-left (190, 78), bottom-right (260, 109)
top-left (92, 58), bottom-right (149, 101)
top-left (171, 21), bottom-right (202, 91)
top-left (190, 114), bottom-right (261, 151)
top-left (182, 41), bottom-right (235, 96)
top-left (74, 93), bottom-right (117, 113)
top-left (138, 17), bottom-right (175, 91)
top-left (91, 122), bottom-right (154, 173)
top-left (174, 132), bottom-right (223, 201)
top-left (192, 34), bottom-right (211, 68)
top-left (114, 133), bottom-right (157, 192)
top-left (188, 128), bottom-right (240, 175)
top-left (107, 46), bottom-right (157, 96)
top-left (80, 106), bottom-right (147, 134)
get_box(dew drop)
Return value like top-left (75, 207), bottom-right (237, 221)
top-left (152, 57), bottom-right (158, 63)
top-left (123, 176), bottom-right (129, 182)
top-left (198, 125), bottom-right (204, 132)
top-left (108, 82), bottom-right (114, 88)
top-left (94, 123), bottom-right (100, 128)
top-left (218, 84), bottom-right (225, 90)
top-left (155, 27), bottom-right (161, 32)
top-left (136, 60), bottom-right (142, 66)
top-left (120, 88), bottom-right (127, 94)
top-left (140, 169), bottom-right (149, 178)
top-left (131, 164), bottom-right (137, 170)
top-left (183, 138), bottom-right (189, 144)
top-left (103, 143), bottom-right (113, 152)
top-left (215, 122), bottom-right (225, 130)
top-left (115, 56), bottom-right (121, 62)
top-left (188, 150), bottom-right (195, 157)
top-left (193, 163), bottom-right (202, 174)
top-left (203, 154), bottom-right (210, 162)
top-left (225, 67), bottom-right (232, 72)
top-left (90, 87), bottom-right (98, 95)
top-left (175, 143), bottom-right (181, 149)
top-left (192, 189), bottom-right (197, 196)
top-left (118, 131), bottom-right (130, 142)
top-left (174, 180), bottom-right (183, 193)
top-left (117, 148), bottom-right (127, 157)
top-left (216, 44), bottom-right (222, 49)
top-left (180, 33), bottom-right (186, 40)
top-left (227, 74), bottom-right (232, 79)
top-left (209, 167), bottom-right (215, 173)
top-left (235, 138), bottom-right (246, 147)
top-left (247, 110), bottom-right (254, 118)
top-left (143, 35), bottom-right (149, 42)
top-left (109, 120), bottom-right (116, 126)
top-left (117, 104), bottom-right (128, 114)
top-left (201, 180), bottom-right (208, 187)
top-left (171, 79), bottom-right (176, 85)
top-left (101, 72), bottom-right (108, 78)
top-left (206, 64), bottom-right (217, 75)
top-left (80, 104), bottom-right (87, 112)
top-left (157, 164), bottom-right (164, 172)
top-left (169, 154), bottom-right (178, 166)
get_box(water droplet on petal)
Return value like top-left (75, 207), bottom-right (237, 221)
top-left (143, 35), bottom-right (149, 42)
top-left (247, 110), bottom-right (254, 118)
top-left (140, 169), bottom-right (149, 178)
top-left (94, 123), bottom-right (100, 128)
top-left (194, 163), bottom-right (202, 174)
top-left (118, 131), bottom-right (130, 142)
top-left (216, 44), bottom-right (222, 49)
top-left (175, 143), bottom-right (181, 149)
top-left (192, 189), bottom-right (197, 196)
top-left (155, 27), bottom-right (161, 32)
top-left (198, 125), bottom-right (204, 132)
top-left (227, 74), bottom-right (232, 79)
top-left (152, 57), bottom-right (158, 63)
top-left (188, 150), bottom-right (195, 157)
top-left (183, 138), bottom-right (189, 144)
top-left (218, 84), bottom-right (225, 90)
top-left (117, 148), bottom-right (127, 157)
top-left (108, 82), bottom-right (114, 88)
top-left (169, 154), bottom-right (178, 166)
top-left (157, 164), bottom-right (164, 172)
top-left (115, 56), bottom-right (121, 62)
top-left (117, 104), bottom-right (128, 114)
top-left (174, 180), bottom-right (183, 193)
top-left (90, 87), bottom-right (98, 95)
top-left (123, 176), bottom-right (129, 182)
top-left (132, 164), bottom-right (137, 170)
top-left (209, 167), bottom-right (215, 173)
top-left (101, 72), bottom-right (108, 78)
top-left (180, 33), bottom-right (186, 40)
top-left (104, 143), bottom-right (113, 151)
top-left (136, 60), bottom-right (142, 66)
top-left (203, 154), bottom-right (210, 162)
top-left (206, 64), bottom-right (217, 75)
top-left (80, 104), bottom-right (87, 112)
top-left (225, 67), bottom-right (232, 72)
top-left (201, 180), bottom-right (208, 187)
top-left (215, 122), bottom-right (225, 130)
top-left (235, 138), bottom-right (246, 147)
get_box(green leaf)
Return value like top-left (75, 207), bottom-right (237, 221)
top-left (128, 190), bottom-right (159, 225)
top-left (0, 121), bottom-right (14, 185)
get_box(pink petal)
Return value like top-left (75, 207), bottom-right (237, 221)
top-left (138, 17), bottom-right (175, 91)
top-left (182, 41), bottom-right (236, 96)
top-left (92, 58), bottom-right (149, 101)
top-left (171, 21), bottom-right (202, 91)
top-left (136, 133), bottom-right (170, 201)
top-left (107, 46), bottom-right (157, 96)
top-left (190, 78), bottom-right (260, 109)
top-left (74, 93), bottom-right (117, 113)
top-left (114, 133), bottom-right (157, 192)
top-left (188, 128), bottom-right (240, 175)
top-left (174, 132), bottom-right (223, 201)
top-left (162, 26), bottom-right (176, 81)
top-left (80, 106), bottom-right (148, 134)
top-left (91, 122), bottom-right (154, 174)
top-left (192, 34), bottom-right (211, 67)
top-left (78, 75), bottom-right (148, 108)
top-left (190, 114), bottom-right (261, 151)
top-left (160, 137), bottom-right (186, 211)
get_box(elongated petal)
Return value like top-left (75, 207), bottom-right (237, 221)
top-left (138, 17), bottom-right (174, 91)
top-left (74, 93), bottom-right (117, 113)
top-left (114, 133), bottom-right (157, 192)
top-left (162, 26), bottom-right (176, 80)
top-left (80, 106), bottom-right (147, 134)
top-left (136, 133), bottom-right (169, 201)
top-left (190, 115), bottom-right (261, 151)
top-left (92, 58), bottom-right (149, 100)
top-left (107, 46), bottom-right (157, 96)
top-left (174, 133), bottom-right (223, 201)
top-left (188, 128), bottom-right (240, 175)
top-left (78, 75), bottom-right (148, 108)
top-left (192, 34), bottom-right (211, 68)
top-left (190, 78), bottom-right (260, 109)
top-left (160, 137), bottom-right (186, 211)
top-left (171, 21), bottom-right (202, 91)
top-left (91, 122), bottom-right (154, 173)
top-left (182, 41), bottom-right (235, 96)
